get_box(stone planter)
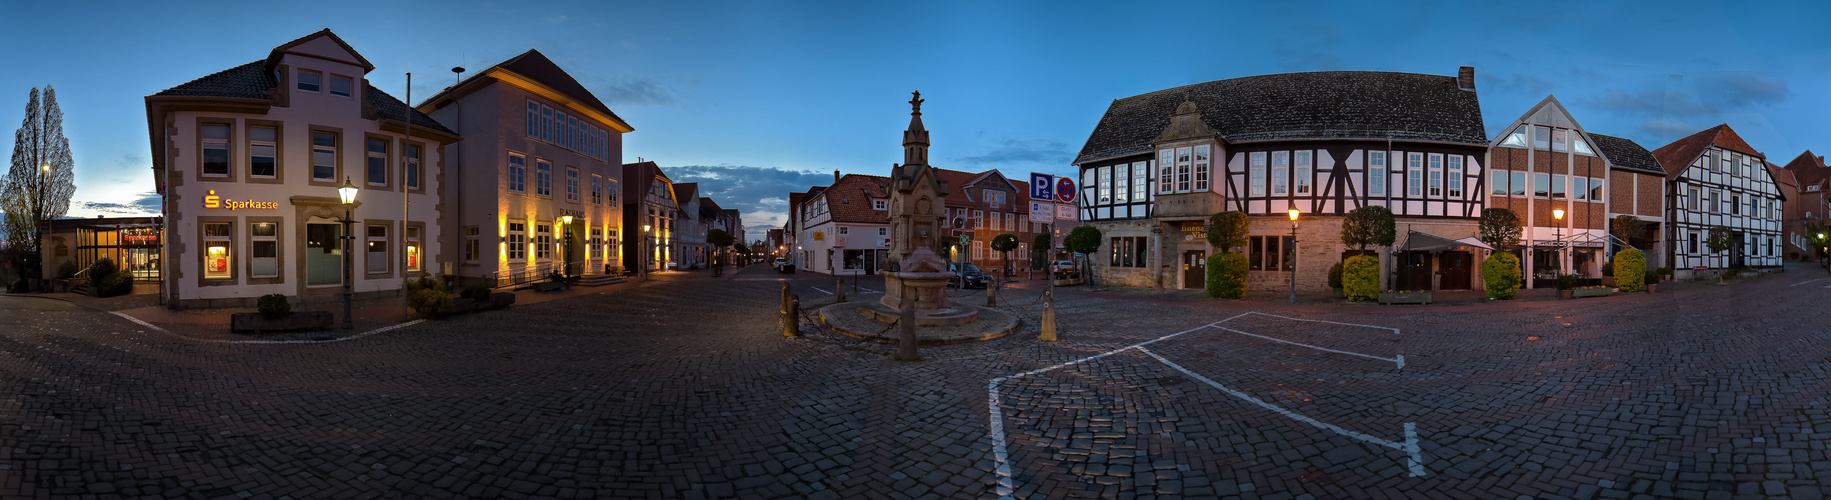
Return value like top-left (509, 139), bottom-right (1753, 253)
top-left (1331, 287), bottom-right (1345, 299)
top-left (231, 311), bottom-right (333, 333)
top-left (1573, 287), bottom-right (1612, 298)
top-left (1378, 291), bottom-right (1431, 305)
top-left (1559, 290), bottom-right (1574, 299)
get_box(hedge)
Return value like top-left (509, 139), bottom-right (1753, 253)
top-left (1482, 253), bottom-right (1521, 300)
top-left (1206, 252), bottom-right (1248, 299)
top-left (1614, 249), bottom-right (1646, 293)
top-left (1342, 255), bottom-right (1380, 301)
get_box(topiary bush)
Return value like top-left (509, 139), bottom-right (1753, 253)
top-left (1205, 252), bottom-right (1248, 299)
top-left (1482, 253), bottom-right (1521, 300)
top-left (94, 271), bottom-right (134, 297)
top-left (1327, 261), bottom-right (1343, 289)
top-left (57, 261), bottom-right (78, 279)
top-left (1614, 248), bottom-right (1646, 292)
top-left (1556, 274), bottom-right (1577, 291)
top-left (1601, 257), bottom-right (1615, 277)
top-left (257, 293), bottom-right (292, 319)
top-left (407, 274), bottom-right (453, 317)
top-left (1342, 255), bottom-right (1380, 301)
top-left (1644, 269), bottom-right (1659, 286)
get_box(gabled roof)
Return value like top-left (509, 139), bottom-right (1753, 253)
top-left (1784, 150), bottom-right (1831, 187)
top-left (622, 161), bottom-right (674, 206)
top-left (493, 49), bottom-right (630, 130)
top-left (1650, 124), bottom-right (1763, 178)
top-left (1587, 133), bottom-right (1665, 176)
top-left (265, 29), bottom-right (373, 73)
top-left (1075, 69), bottom-right (1486, 165)
top-left (1768, 161), bottom-right (1796, 187)
top-left (699, 197), bottom-right (722, 220)
top-left (672, 183), bottom-right (699, 208)
top-left (420, 49), bottom-right (632, 133)
top-left (935, 169), bottom-right (979, 203)
top-left (814, 174), bottom-right (890, 225)
top-left (151, 60), bottom-right (274, 100)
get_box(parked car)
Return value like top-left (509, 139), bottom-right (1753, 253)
top-left (1051, 260), bottom-right (1077, 273)
top-left (948, 263), bottom-right (992, 289)
top-left (773, 258), bottom-right (794, 273)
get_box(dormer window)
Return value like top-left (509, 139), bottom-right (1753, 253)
top-left (298, 70), bottom-right (322, 93)
top-left (873, 200), bottom-right (887, 210)
top-left (328, 75), bottom-right (353, 98)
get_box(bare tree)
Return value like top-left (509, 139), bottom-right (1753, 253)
top-left (2, 86), bottom-right (77, 289)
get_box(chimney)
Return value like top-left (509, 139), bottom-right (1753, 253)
top-left (1457, 66), bottom-right (1475, 91)
top-left (834, 170), bottom-right (841, 183)
top-left (637, 156), bottom-right (645, 162)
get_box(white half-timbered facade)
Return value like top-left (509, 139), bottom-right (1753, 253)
top-left (1652, 125), bottom-right (1784, 276)
top-left (1072, 67), bottom-right (1489, 292)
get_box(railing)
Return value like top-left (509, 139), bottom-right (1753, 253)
top-left (485, 261), bottom-right (596, 288)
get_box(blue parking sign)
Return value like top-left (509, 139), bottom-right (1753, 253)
top-left (1030, 172), bottom-right (1054, 201)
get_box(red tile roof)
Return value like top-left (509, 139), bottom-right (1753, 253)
top-left (1769, 161), bottom-right (1796, 187)
top-left (1784, 150), bottom-right (1831, 187)
top-left (817, 174), bottom-right (890, 224)
top-left (1650, 124), bottom-right (1763, 179)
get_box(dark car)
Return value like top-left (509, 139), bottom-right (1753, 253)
top-left (948, 262), bottom-right (992, 289)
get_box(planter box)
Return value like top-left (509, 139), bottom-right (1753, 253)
top-left (1378, 291), bottom-right (1431, 305)
top-left (1573, 287), bottom-right (1612, 298)
top-left (231, 311), bottom-right (333, 333)
top-left (1646, 284), bottom-right (1657, 293)
top-left (451, 292), bottom-right (516, 315)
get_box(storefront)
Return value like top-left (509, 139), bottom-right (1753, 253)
top-left (41, 216), bottom-right (164, 282)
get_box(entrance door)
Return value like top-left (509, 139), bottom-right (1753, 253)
top-left (1440, 251), bottom-right (1473, 290)
top-left (306, 223), bottom-right (342, 285)
top-left (1182, 250), bottom-right (1206, 289)
top-left (863, 252), bottom-right (877, 275)
top-left (1731, 232), bottom-right (1746, 268)
top-left (1397, 251), bottom-right (1432, 291)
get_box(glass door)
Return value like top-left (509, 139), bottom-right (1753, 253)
top-left (306, 223), bottom-right (342, 286)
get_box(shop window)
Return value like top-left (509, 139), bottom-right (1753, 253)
top-left (1249, 236), bottom-right (1282, 271)
top-left (464, 226), bottom-right (480, 262)
top-left (251, 222), bottom-right (278, 278)
top-left (507, 222), bottom-right (527, 261)
top-left (406, 226), bottom-right (421, 273)
top-left (204, 222), bottom-right (232, 279)
top-left (366, 225), bottom-right (389, 274)
top-left (366, 138), bottom-right (388, 186)
top-left (249, 126), bottom-right (276, 178)
top-left (312, 131), bottom-right (337, 181)
top-left (202, 124), bottom-right (230, 177)
top-left (1107, 236), bottom-right (1147, 268)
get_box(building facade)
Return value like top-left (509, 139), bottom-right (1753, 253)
top-left (1651, 124), bottom-right (1785, 276)
top-left (622, 161), bottom-right (678, 272)
top-left (1072, 68), bottom-right (1489, 292)
top-left (672, 183), bottom-right (706, 269)
top-left (418, 49), bottom-right (630, 287)
top-left (1780, 151), bottom-right (1831, 261)
top-left (145, 30), bottom-right (458, 308)
top-left (934, 169), bottom-right (1036, 275)
top-left (796, 173), bottom-right (891, 275)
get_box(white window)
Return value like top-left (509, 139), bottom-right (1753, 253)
top-left (1293, 150), bottom-right (1311, 195)
top-left (989, 213), bottom-right (1000, 231)
top-left (1098, 166), bottom-right (1112, 203)
top-left (404, 144), bottom-right (421, 190)
top-left (366, 138), bottom-right (388, 186)
top-left (203, 222), bottom-right (232, 279)
top-left (1447, 155), bottom-right (1463, 198)
top-left (1176, 147), bottom-right (1192, 192)
top-left (297, 70), bottom-right (322, 93)
top-left (1272, 151), bottom-right (1289, 195)
top-left (1407, 153), bottom-right (1423, 197)
top-left (536, 159), bottom-right (552, 197)
top-left (536, 223), bottom-right (552, 260)
top-left (311, 131), bottom-right (336, 181)
top-left (406, 226), bottom-right (421, 273)
top-left (879, 227), bottom-right (888, 236)
top-left (251, 222), bottom-right (277, 278)
top-left (1573, 135), bottom-right (1595, 156)
top-left (201, 124), bottom-right (230, 177)
top-left (526, 101), bottom-right (539, 138)
top-left (1427, 153), bottom-right (1443, 197)
top-left (973, 240), bottom-right (984, 260)
top-left (1250, 152), bottom-right (1267, 197)
top-left (566, 167), bottom-right (580, 202)
top-left (1159, 150), bottom-right (1176, 194)
top-left (1113, 164), bottom-right (1128, 203)
top-left (1006, 213), bottom-right (1015, 231)
top-left (541, 106), bottom-right (554, 142)
top-left (249, 126), bottom-right (276, 178)
top-left (464, 226), bottom-right (480, 262)
top-left (839, 226), bottom-right (849, 235)
top-left (1573, 177), bottom-right (1588, 201)
top-left (591, 174), bottom-right (603, 205)
top-left (366, 225), bottom-right (389, 274)
top-left (1491, 170), bottom-right (1507, 196)
top-left (974, 210), bottom-right (984, 229)
top-left (873, 199), bottom-right (887, 210)
top-left (328, 75), bottom-right (353, 98)
top-left (607, 180), bottom-right (618, 204)
top-left (1552, 129), bottom-right (1569, 152)
top-left (507, 222), bottom-right (527, 261)
top-left (1132, 161), bottom-right (1148, 202)
top-left (1589, 177), bottom-right (1603, 200)
top-left (508, 153), bottom-right (527, 193)
top-left (1552, 174), bottom-right (1567, 199)
top-left (1368, 151), bottom-right (1386, 197)
top-left (1194, 145), bottom-right (1211, 192)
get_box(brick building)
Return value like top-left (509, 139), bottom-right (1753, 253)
top-left (1780, 151), bottom-right (1831, 261)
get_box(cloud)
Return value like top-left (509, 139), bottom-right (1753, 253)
top-left (1483, 74), bottom-right (1555, 96)
top-left (1587, 88), bottom-right (1716, 117)
top-left (1639, 119), bottom-right (1698, 138)
top-left (952, 139), bottom-right (1074, 168)
top-left (1585, 73), bottom-right (1789, 119)
top-left (595, 78), bottom-right (675, 106)
top-left (663, 165), bottom-right (836, 236)
top-left (1707, 74), bottom-right (1787, 108)
top-left (73, 191), bottom-right (160, 216)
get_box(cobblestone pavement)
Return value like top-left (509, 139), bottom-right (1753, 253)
top-left (6, 266), bottom-right (1831, 499)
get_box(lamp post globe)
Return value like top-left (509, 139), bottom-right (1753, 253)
top-left (338, 176), bottom-right (358, 330)
top-left (1288, 209), bottom-right (1299, 303)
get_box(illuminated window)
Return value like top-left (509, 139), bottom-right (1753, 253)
top-left (406, 226), bottom-right (421, 273)
top-left (204, 222), bottom-right (232, 279)
top-left (536, 223), bottom-right (552, 260)
top-left (507, 222), bottom-right (527, 261)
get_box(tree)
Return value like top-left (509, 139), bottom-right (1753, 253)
top-left (1705, 225), bottom-right (1735, 284)
top-left (1030, 233), bottom-right (1050, 270)
top-left (1611, 215), bottom-right (1647, 248)
top-left (1807, 219), bottom-right (1830, 266)
top-left (2, 86), bottom-right (76, 290)
top-left (991, 233), bottom-right (1019, 279)
top-left (706, 229), bottom-right (734, 275)
top-left (1206, 211), bottom-right (1249, 252)
top-left (1342, 205), bottom-right (1397, 251)
top-left (1477, 208), bottom-right (1524, 250)
top-left (1065, 225), bottom-right (1102, 284)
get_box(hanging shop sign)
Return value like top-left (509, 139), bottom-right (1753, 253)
top-left (203, 190), bottom-right (279, 210)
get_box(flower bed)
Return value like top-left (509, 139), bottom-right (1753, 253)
top-left (1572, 286), bottom-right (1613, 298)
top-left (1378, 290), bottom-right (1431, 305)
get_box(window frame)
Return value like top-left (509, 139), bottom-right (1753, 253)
top-left (308, 127), bottom-right (342, 186)
top-left (365, 222), bottom-right (391, 277)
top-left (405, 224), bottom-right (422, 273)
top-left (507, 153), bottom-right (528, 194)
top-left (507, 221), bottom-right (528, 262)
top-left (1249, 152), bottom-right (1267, 197)
top-left (1427, 153), bottom-right (1443, 197)
top-left (464, 226), bottom-right (481, 263)
top-left (404, 142), bottom-right (423, 192)
top-left (1194, 145), bottom-right (1211, 193)
top-left (199, 122), bottom-right (232, 179)
top-left (364, 135), bottom-right (390, 189)
top-left (200, 220), bottom-right (235, 283)
top-left (327, 74), bottom-right (354, 98)
top-left (566, 166), bottom-right (581, 202)
top-left (1447, 155), bottom-right (1463, 198)
top-left (535, 222), bottom-right (553, 261)
top-left (1294, 149), bottom-right (1311, 195)
top-left (1407, 152), bottom-right (1423, 197)
top-left (249, 220), bottom-right (281, 281)
top-left (1368, 151), bottom-right (1386, 197)
top-left (297, 69), bottom-right (322, 93)
top-left (536, 159), bottom-right (553, 198)
top-left (246, 122), bottom-right (280, 181)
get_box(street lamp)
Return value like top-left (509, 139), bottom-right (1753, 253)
top-left (1553, 208), bottom-right (1565, 275)
top-left (641, 224), bottom-right (652, 282)
top-left (558, 215), bottom-right (574, 280)
top-left (1288, 208), bottom-right (1299, 303)
top-left (337, 177), bottom-right (359, 330)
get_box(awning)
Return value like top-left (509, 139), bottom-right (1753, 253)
top-left (1401, 231), bottom-right (1492, 252)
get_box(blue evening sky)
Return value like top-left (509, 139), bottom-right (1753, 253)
top-left (4, 1), bottom-right (1828, 236)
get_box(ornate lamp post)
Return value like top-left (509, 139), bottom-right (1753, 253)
top-left (558, 215), bottom-right (574, 280)
top-left (1553, 208), bottom-right (1565, 275)
top-left (337, 177), bottom-right (359, 330)
top-left (1288, 208), bottom-right (1299, 303)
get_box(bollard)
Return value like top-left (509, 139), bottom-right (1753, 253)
top-left (894, 284), bottom-right (922, 361)
top-left (835, 274), bottom-right (847, 303)
top-left (986, 277), bottom-right (998, 307)
top-left (780, 282), bottom-right (790, 315)
top-left (1038, 289), bottom-right (1057, 341)
top-left (784, 293), bottom-right (801, 338)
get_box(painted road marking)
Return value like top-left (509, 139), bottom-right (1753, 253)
top-left (1793, 278), bottom-right (1826, 287)
top-left (809, 287), bottom-right (833, 295)
top-left (1233, 311), bottom-right (1400, 334)
top-left (1136, 346), bottom-right (1424, 478)
top-left (1211, 326), bottom-right (1404, 369)
top-left (109, 311), bottom-right (426, 345)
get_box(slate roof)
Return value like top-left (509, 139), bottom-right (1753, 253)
top-left (699, 197), bottom-right (722, 220)
top-left (1074, 70), bottom-right (1486, 165)
top-left (150, 61), bottom-right (453, 135)
top-left (1650, 124), bottom-right (1763, 178)
top-left (1587, 133), bottom-right (1665, 176)
top-left (622, 161), bottom-right (673, 207)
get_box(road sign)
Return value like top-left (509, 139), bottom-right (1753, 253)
top-left (1055, 204), bottom-right (1076, 220)
top-left (959, 235), bottom-right (970, 248)
top-left (1029, 201), bottom-right (1053, 223)
top-left (1029, 173), bottom-right (1055, 201)
top-left (1056, 177), bottom-right (1076, 203)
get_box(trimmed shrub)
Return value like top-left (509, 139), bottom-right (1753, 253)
top-left (1481, 253), bottom-right (1521, 300)
top-left (1644, 269), bottom-right (1659, 285)
top-left (407, 274), bottom-right (453, 317)
top-left (1601, 257), bottom-right (1615, 277)
top-left (257, 294), bottom-right (292, 319)
top-left (1614, 248), bottom-right (1646, 292)
top-left (1205, 252), bottom-right (1248, 299)
top-left (95, 271), bottom-right (134, 297)
top-left (57, 261), bottom-right (79, 279)
top-left (1342, 255), bottom-right (1380, 301)
top-left (461, 286), bottom-right (492, 301)
top-left (1556, 274), bottom-right (1577, 291)
top-left (88, 258), bottom-right (118, 280)
top-left (1327, 261), bottom-right (1344, 289)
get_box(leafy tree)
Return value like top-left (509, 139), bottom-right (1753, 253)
top-left (1611, 215), bottom-right (1647, 248)
top-left (991, 233), bottom-right (1019, 278)
top-left (734, 242), bottom-right (751, 255)
top-left (1206, 211), bottom-right (1249, 253)
top-left (1477, 208), bottom-right (1524, 250)
top-left (1065, 225), bottom-right (1102, 284)
top-left (1806, 219), bottom-right (1829, 264)
top-left (1030, 233), bottom-right (1050, 270)
top-left (2, 86), bottom-right (77, 290)
top-left (1342, 205), bottom-right (1397, 251)
top-left (706, 229), bottom-right (734, 274)
top-left (1706, 225), bottom-right (1736, 283)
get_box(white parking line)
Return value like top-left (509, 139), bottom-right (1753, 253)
top-left (1211, 326), bottom-right (1404, 369)
top-left (1793, 278), bottom-right (1826, 287)
top-left (1136, 346), bottom-right (1424, 477)
top-left (1231, 311), bottom-right (1400, 334)
top-left (109, 311), bottom-right (426, 345)
top-left (809, 287), bottom-right (833, 295)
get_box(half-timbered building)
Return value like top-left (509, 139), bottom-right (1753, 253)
top-left (1651, 124), bottom-right (1784, 277)
top-left (1072, 67), bottom-right (1488, 292)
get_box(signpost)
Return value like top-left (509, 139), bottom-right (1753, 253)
top-left (1029, 173), bottom-right (1055, 201)
top-left (1055, 177), bottom-right (1076, 203)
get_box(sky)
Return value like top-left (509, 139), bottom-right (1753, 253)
top-left (3, 0), bottom-right (1829, 239)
